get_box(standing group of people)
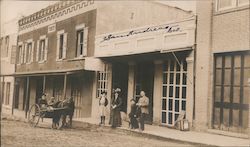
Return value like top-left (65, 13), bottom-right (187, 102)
top-left (98, 88), bottom-right (149, 131)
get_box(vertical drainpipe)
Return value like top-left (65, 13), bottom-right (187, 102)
top-left (193, 14), bottom-right (198, 122)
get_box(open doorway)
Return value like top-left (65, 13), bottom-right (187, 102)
top-left (112, 63), bottom-right (129, 113)
top-left (135, 62), bottom-right (154, 124)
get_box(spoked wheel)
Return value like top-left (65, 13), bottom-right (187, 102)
top-left (28, 104), bottom-right (41, 127)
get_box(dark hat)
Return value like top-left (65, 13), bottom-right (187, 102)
top-left (101, 91), bottom-right (107, 95)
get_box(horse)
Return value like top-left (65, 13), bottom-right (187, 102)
top-left (51, 97), bottom-right (75, 129)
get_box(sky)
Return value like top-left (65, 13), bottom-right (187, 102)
top-left (0, 0), bottom-right (196, 36)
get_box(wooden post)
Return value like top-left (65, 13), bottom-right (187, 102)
top-left (63, 74), bottom-right (67, 99)
top-left (43, 75), bottom-right (46, 92)
top-left (25, 76), bottom-right (30, 118)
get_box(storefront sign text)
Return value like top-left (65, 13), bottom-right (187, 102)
top-left (102, 25), bottom-right (180, 42)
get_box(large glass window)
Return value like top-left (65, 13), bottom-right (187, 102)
top-left (213, 52), bottom-right (249, 133)
top-left (97, 64), bottom-right (109, 98)
top-left (161, 59), bottom-right (187, 126)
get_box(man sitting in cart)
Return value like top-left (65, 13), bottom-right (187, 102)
top-left (39, 93), bottom-right (48, 110)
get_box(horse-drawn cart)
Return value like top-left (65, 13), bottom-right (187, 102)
top-left (28, 98), bottom-right (75, 129)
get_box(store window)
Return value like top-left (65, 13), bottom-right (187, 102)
top-left (213, 52), bottom-right (250, 133)
top-left (161, 59), bottom-right (187, 126)
top-left (96, 64), bottom-right (109, 98)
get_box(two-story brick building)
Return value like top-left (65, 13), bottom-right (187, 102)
top-left (14, 1), bottom-right (97, 118)
top-left (196, 0), bottom-right (249, 136)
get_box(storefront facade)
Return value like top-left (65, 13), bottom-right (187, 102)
top-left (93, 10), bottom-right (196, 127)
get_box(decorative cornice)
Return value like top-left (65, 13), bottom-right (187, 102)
top-left (18, 0), bottom-right (94, 33)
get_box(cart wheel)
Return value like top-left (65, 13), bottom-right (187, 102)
top-left (57, 115), bottom-right (65, 129)
top-left (28, 104), bottom-right (40, 127)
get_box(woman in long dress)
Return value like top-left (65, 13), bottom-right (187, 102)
top-left (110, 88), bottom-right (122, 128)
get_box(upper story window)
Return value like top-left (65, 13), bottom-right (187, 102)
top-left (216, 0), bottom-right (249, 11)
top-left (56, 30), bottom-right (67, 61)
top-left (36, 35), bottom-right (48, 63)
top-left (75, 24), bottom-right (88, 58)
top-left (17, 44), bottom-right (23, 64)
top-left (26, 42), bottom-right (32, 63)
top-left (5, 36), bottom-right (9, 57)
top-left (76, 29), bottom-right (84, 57)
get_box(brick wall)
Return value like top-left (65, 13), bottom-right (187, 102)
top-left (212, 8), bottom-right (250, 53)
top-left (16, 10), bottom-right (97, 73)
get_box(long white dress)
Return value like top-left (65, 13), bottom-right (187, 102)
top-left (99, 96), bottom-right (106, 116)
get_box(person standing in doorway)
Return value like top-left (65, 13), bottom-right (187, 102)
top-left (136, 91), bottom-right (149, 131)
top-left (99, 91), bottom-right (108, 126)
top-left (110, 88), bottom-right (122, 128)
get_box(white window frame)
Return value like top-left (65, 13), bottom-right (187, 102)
top-left (216, 0), bottom-right (237, 11)
top-left (75, 23), bottom-right (88, 58)
top-left (25, 39), bottom-right (34, 64)
top-left (37, 35), bottom-right (47, 63)
top-left (96, 64), bottom-right (109, 98)
top-left (237, 0), bottom-right (250, 6)
top-left (56, 30), bottom-right (67, 61)
top-left (17, 42), bottom-right (23, 65)
top-left (216, 0), bottom-right (249, 11)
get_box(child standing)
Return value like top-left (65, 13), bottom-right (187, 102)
top-left (99, 91), bottom-right (108, 126)
top-left (128, 99), bottom-right (139, 129)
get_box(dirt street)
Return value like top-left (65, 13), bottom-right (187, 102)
top-left (1, 119), bottom-right (193, 147)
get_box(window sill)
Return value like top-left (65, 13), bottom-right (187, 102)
top-left (56, 58), bottom-right (66, 62)
top-left (214, 5), bottom-right (250, 16)
top-left (38, 60), bottom-right (46, 64)
top-left (67, 56), bottom-right (86, 62)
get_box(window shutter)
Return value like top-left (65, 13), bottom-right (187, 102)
top-left (83, 27), bottom-right (88, 56)
top-left (62, 33), bottom-right (67, 59)
top-left (36, 40), bottom-right (39, 62)
top-left (44, 38), bottom-right (48, 61)
top-left (56, 34), bottom-right (60, 60)
top-left (31, 41), bottom-right (34, 62)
